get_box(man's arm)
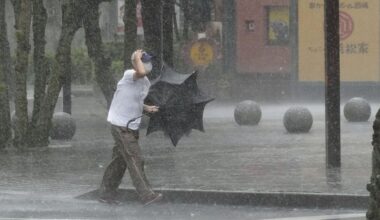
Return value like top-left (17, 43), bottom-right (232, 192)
top-left (132, 49), bottom-right (147, 80)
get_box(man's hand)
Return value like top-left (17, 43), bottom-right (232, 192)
top-left (133, 49), bottom-right (143, 62)
top-left (132, 49), bottom-right (146, 79)
top-left (144, 105), bottom-right (159, 113)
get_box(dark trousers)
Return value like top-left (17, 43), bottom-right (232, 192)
top-left (100, 125), bottom-right (154, 199)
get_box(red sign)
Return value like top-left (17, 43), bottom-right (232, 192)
top-left (117, 0), bottom-right (143, 35)
top-left (339, 11), bottom-right (354, 41)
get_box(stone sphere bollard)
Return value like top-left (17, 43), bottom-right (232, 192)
top-left (234, 100), bottom-right (262, 125)
top-left (343, 97), bottom-right (371, 122)
top-left (283, 107), bottom-right (313, 133)
top-left (50, 112), bottom-right (76, 140)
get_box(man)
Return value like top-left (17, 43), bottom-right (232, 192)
top-left (99, 49), bottom-right (162, 205)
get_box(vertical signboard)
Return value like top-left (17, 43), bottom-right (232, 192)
top-left (117, 0), bottom-right (124, 34)
top-left (117, 0), bottom-right (144, 35)
top-left (299, 0), bottom-right (380, 81)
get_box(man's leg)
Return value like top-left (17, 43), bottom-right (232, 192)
top-left (98, 132), bottom-right (127, 204)
top-left (99, 145), bottom-right (127, 195)
top-left (112, 125), bottom-right (162, 204)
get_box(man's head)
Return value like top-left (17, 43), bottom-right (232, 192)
top-left (131, 51), bottom-right (153, 74)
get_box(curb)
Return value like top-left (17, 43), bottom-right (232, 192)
top-left (77, 188), bottom-right (369, 209)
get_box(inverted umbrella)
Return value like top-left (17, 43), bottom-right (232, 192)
top-left (144, 65), bottom-right (214, 146)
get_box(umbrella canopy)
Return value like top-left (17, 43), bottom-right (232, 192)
top-left (144, 65), bottom-right (214, 146)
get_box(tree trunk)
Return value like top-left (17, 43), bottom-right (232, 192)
top-left (12, 0), bottom-right (32, 149)
top-left (162, 0), bottom-right (174, 66)
top-left (83, 0), bottom-right (116, 108)
top-left (141, 0), bottom-right (162, 78)
top-left (30, 1), bottom-right (82, 147)
top-left (2, 0), bottom-right (15, 100)
top-left (0, 0), bottom-right (12, 149)
top-left (28, 0), bottom-right (49, 147)
top-left (213, 0), bottom-right (224, 21)
top-left (62, 70), bottom-right (72, 114)
top-left (61, 0), bottom-right (73, 114)
top-left (123, 0), bottom-right (137, 69)
top-left (189, 0), bottom-right (211, 33)
top-left (173, 1), bottom-right (180, 41)
top-left (180, 0), bottom-right (190, 40)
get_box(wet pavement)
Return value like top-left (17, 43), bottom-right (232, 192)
top-left (0, 88), bottom-right (376, 218)
top-left (0, 190), bottom-right (366, 220)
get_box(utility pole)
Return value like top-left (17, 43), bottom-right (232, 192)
top-left (289, 0), bottom-right (298, 100)
top-left (222, 0), bottom-right (235, 73)
top-left (324, 0), bottom-right (341, 168)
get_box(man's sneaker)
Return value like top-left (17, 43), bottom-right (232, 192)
top-left (98, 196), bottom-right (122, 205)
top-left (98, 192), bottom-right (122, 205)
top-left (141, 193), bottom-right (163, 206)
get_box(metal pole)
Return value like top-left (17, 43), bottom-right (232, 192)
top-left (222, 0), bottom-right (235, 73)
top-left (289, 0), bottom-right (298, 100)
top-left (160, 0), bottom-right (164, 68)
top-left (324, 0), bottom-right (341, 168)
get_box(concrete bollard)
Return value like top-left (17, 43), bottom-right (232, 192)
top-left (234, 100), bottom-right (262, 126)
top-left (283, 107), bottom-right (313, 133)
top-left (50, 112), bottom-right (76, 140)
top-left (343, 97), bottom-right (371, 122)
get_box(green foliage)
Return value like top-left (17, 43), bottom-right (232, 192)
top-left (104, 42), bottom-right (124, 80)
top-left (70, 44), bottom-right (125, 84)
top-left (45, 52), bottom-right (55, 65)
top-left (111, 60), bottom-right (124, 81)
top-left (104, 42), bottom-right (124, 61)
top-left (0, 82), bottom-right (5, 94)
top-left (71, 48), bottom-right (93, 84)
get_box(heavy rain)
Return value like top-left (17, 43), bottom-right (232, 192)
top-left (0, 0), bottom-right (376, 219)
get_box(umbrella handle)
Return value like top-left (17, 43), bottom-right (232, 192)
top-left (126, 115), bottom-right (143, 129)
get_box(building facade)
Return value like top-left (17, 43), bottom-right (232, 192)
top-left (232, 0), bottom-right (380, 100)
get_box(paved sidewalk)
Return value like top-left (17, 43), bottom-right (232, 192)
top-left (0, 94), bottom-right (376, 209)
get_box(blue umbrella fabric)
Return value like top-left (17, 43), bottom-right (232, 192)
top-left (144, 65), bottom-right (214, 146)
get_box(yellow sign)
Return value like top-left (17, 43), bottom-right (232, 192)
top-left (298, 0), bottom-right (380, 81)
top-left (189, 39), bottom-right (216, 67)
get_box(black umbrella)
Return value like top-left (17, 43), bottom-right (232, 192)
top-left (144, 65), bottom-right (214, 146)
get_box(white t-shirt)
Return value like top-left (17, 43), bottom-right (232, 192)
top-left (107, 69), bottom-right (151, 130)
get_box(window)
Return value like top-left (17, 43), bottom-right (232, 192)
top-left (267, 6), bottom-right (290, 45)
